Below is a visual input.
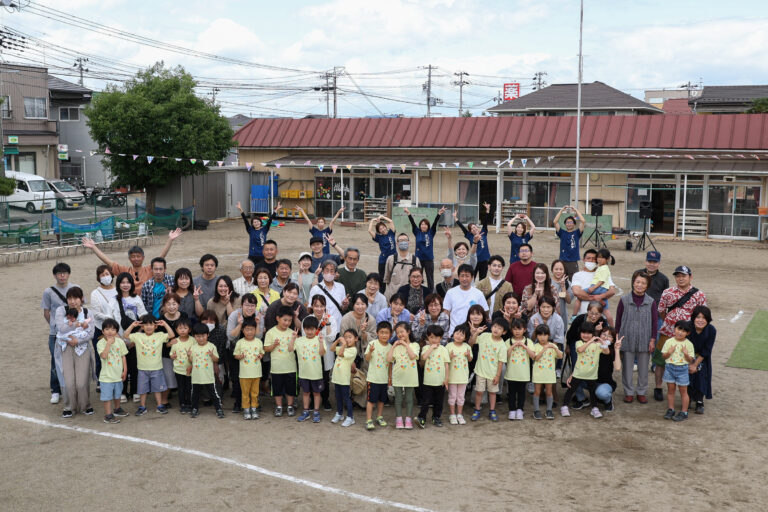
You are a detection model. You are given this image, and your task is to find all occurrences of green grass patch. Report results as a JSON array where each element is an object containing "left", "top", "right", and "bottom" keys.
[{"left": 727, "top": 310, "right": 768, "bottom": 371}]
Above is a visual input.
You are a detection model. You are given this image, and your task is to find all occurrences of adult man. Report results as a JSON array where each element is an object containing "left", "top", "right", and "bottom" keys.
[
  {"left": 443, "top": 264, "right": 489, "bottom": 334},
  {"left": 435, "top": 258, "right": 459, "bottom": 299},
  {"left": 571, "top": 249, "right": 617, "bottom": 318},
  {"left": 310, "top": 260, "right": 348, "bottom": 328},
  {"left": 397, "top": 267, "right": 431, "bottom": 315},
  {"left": 41, "top": 262, "right": 78, "bottom": 404},
  {"left": 232, "top": 259, "right": 258, "bottom": 296},
  {"left": 636, "top": 251, "right": 669, "bottom": 304},
  {"left": 505, "top": 243, "right": 537, "bottom": 297},
  {"left": 194, "top": 254, "right": 219, "bottom": 308},
  {"left": 263, "top": 282, "right": 309, "bottom": 333},
  {"left": 476, "top": 255, "right": 514, "bottom": 315},
  {"left": 81, "top": 228, "right": 182, "bottom": 289},
  {"left": 337, "top": 247, "right": 367, "bottom": 297},
  {"left": 653, "top": 265, "right": 707, "bottom": 401},
  {"left": 383, "top": 233, "right": 420, "bottom": 301},
  {"left": 270, "top": 259, "right": 297, "bottom": 296},
  {"left": 553, "top": 205, "right": 586, "bottom": 280},
  {"left": 140, "top": 257, "right": 175, "bottom": 318},
  {"left": 308, "top": 235, "right": 344, "bottom": 272},
  {"left": 261, "top": 240, "right": 279, "bottom": 278}
]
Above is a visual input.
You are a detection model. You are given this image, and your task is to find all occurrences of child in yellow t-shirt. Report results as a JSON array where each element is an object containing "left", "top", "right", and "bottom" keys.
[
  {"left": 561, "top": 322, "right": 610, "bottom": 419},
  {"left": 264, "top": 307, "right": 297, "bottom": 418},
  {"left": 387, "top": 321, "right": 420, "bottom": 430},
  {"left": 416, "top": 325, "right": 450, "bottom": 428},
  {"left": 662, "top": 321, "right": 696, "bottom": 422},
  {"left": 505, "top": 318, "right": 536, "bottom": 421},
  {"left": 233, "top": 318, "right": 265, "bottom": 420},
  {"left": 331, "top": 329, "right": 358, "bottom": 427},
  {"left": 124, "top": 315, "right": 171, "bottom": 416},
  {"left": 365, "top": 322, "right": 393, "bottom": 431},
  {"left": 531, "top": 324, "right": 563, "bottom": 420},
  {"left": 470, "top": 317, "right": 508, "bottom": 422},
  {"left": 187, "top": 323, "right": 224, "bottom": 418},
  {"left": 290, "top": 316, "right": 325, "bottom": 424},
  {"left": 96, "top": 318, "right": 128, "bottom": 424},
  {"left": 447, "top": 323, "right": 473, "bottom": 425},
  {"left": 168, "top": 317, "right": 194, "bottom": 414}
]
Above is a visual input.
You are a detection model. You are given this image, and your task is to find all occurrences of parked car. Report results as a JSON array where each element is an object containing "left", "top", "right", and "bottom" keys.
[
  {"left": 47, "top": 179, "right": 85, "bottom": 210},
  {"left": 3, "top": 171, "right": 55, "bottom": 213}
]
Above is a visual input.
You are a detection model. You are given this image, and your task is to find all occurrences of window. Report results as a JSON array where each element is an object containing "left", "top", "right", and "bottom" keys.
[
  {"left": 1, "top": 95, "right": 10, "bottom": 119},
  {"left": 59, "top": 107, "right": 80, "bottom": 121},
  {"left": 16, "top": 180, "right": 28, "bottom": 192},
  {"left": 23, "top": 97, "right": 47, "bottom": 119},
  {"left": 13, "top": 153, "right": 37, "bottom": 174}
]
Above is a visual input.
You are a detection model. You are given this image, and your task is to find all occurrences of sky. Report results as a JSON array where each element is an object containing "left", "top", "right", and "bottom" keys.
[{"left": 1, "top": 0, "right": 766, "bottom": 118}]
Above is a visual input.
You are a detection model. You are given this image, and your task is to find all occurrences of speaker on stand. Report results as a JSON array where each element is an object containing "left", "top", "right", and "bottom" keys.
[
  {"left": 634, "top": 200, "right": 657, "bottom": 252},
  {"left": 582, "top": 198, "right": 607, "bottom": 248}
]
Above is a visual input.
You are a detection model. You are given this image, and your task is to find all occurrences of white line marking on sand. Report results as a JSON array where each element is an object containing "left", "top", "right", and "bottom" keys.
[{"left": 0, "top": 411, "right": 435, "bottom": 512}]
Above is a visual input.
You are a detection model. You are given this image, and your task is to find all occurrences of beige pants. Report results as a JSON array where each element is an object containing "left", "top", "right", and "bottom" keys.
[{"left": 61, "top": 345, "right": 92, "bottom": 413}]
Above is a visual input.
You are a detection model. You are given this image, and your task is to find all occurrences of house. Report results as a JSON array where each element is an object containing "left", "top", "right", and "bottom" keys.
[
  {"left": 662, "top": 98, "right": 693, "bottom": 115},
  {"left": 689, "top": 85, "right": 768, "bottom": 114},
  {"left": 486, "top": 81, "right": 662, "bottom": 117}
]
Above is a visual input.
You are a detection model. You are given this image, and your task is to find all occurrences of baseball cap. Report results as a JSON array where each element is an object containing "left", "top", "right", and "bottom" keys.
[
  {"left": 673, "top": 265, "right": 692, "bottom": 275},
  {"left": 646, "top": 251, "right": 661, "bottom": 262},
  {"left": 309, "top": 236, "right": 324, "bottom": 246},
  {"left": 298, "top": 252, "right": 312, "bottom": 261}
]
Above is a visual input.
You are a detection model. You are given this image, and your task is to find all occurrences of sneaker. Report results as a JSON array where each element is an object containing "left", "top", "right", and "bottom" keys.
[
  {"left": 673, "top": 411, "right": 689, "bottom": 422},
  {"left": 331, "top": 412, "right": 343, "bottom": 423},
  {"left": 449, "top": 414, "right": 458, "bottom": 425},
  {"left": 120, "top": 394, "right": 127, "bottom": 403},
  {"left": 244, "top": 409, "right": 252, "bottom": 420},
  {"left": 297, "top": 411, "right": 311, "bottom": 422},
  {"left": 216, "top": 409, "right": 225, "bottom": 419},
  {"left": 545, "top": 410, "right": 554, "bottom": 420},
  {"left": 664, "top": 408, "right": 675, "bottom": 420},
  {"left": 103, "top": 414, "right": 120, "bottom": 424},
  {"left": 560, "top": 405, "right": 571, "bottom": 417},
  {"left": 113, "top": 407, "right": 129, "bottom": 417},
  {"left": 404, "top": 417, "right": 413, "bottom": 429},
  {"left": 376, "top": 416, "right": 387, "bottom": 427},
  {"left": 50, "top": 393, "right": 60, "bottom": 404},
  {"left": 252, "top": 410, "right": 260, "bottom": 420},
  {"left": 233, "top": 405, "right": 243, "bottom": 413},
  {"left": 489, "top": 410, "right": 498, "bottom": 422},
  {"left": 695, "top": 402, "right": 704, "bottom": 415},
  {"left": 135, "top": 406, "right": 147, "bottom": 416},
  {"left": 274, "top": 406, "right": 283, "bottom": 417},
  {"left": 432, "top": 417, "right": 443, "bottom": 427},
  {"left": 164, "top": 402, "right": 172, "bottom": 410},
  {"left": 470, "top": 409, "right": 481, "bottom": 421},
  {"left": 637, "top": 395, "right": 648, "bottom": 404},
  {"left": 132, "top": 394, "right": 140, "bottom": 403},
  {"left": 61, "top": 409, "right": 73, "bottom": 418},
  {"left": 156, "top": 405, "right": 168, "bottom": 415},
  {"left": 322, "top": 401, "right": 333, "bottom": 411},
  {"left": 415, "top": 417, "right": 427, "bottom": 429},
  {"left": 623, "top": 395, "right": 635, "bottom": 403},
  {"left": 572, "top": 399, "right": 587, "bottom": 410},
  {"left": 526, "top": 382, "right": 535, "bottom": 394},
  {"left": 533, "top": 410, "right": 543, "bottom": 420},
  {"left": 341, "top": 417, "right": 355, "bottom": 427},
  {"left": 96, "top": 385, "right": 101, "bottom": 393},
  {"left": 605, "top": 401, "right": 615, "bottom": 413},
  {"left": 508, "top": 411, "right": 516, "bottom": 421},
  {"left": 516, "top": 409, "right": 524, "bottom": 420},
  {"left": 395, "top": 417, "right": 404, "bottom": 429},
  {"left": 83, "top": 407, "right": 94, "bottom": 415},
  {"left": 312, "top": 411, "right": 321, "bottom": 423},
  {"left": 590, "top": 407, "right": 603, "bottom": 419},
  {"left": 366, "top": 419, "right": 375, "bottom": 430},
  {"left": 457, "top": 414, "right": 467, "bottom": 425},
  {"left": 190, "top": 408, "right": 199, "bottom": 418},
  {"left": 180, "top": 406, "right": 190, "bottom": 414},
  {"left": 287, "top": 405, "right": 295, "bottom": 417},
  {"left": 653, "top": 388, "right": 664, "bottom": 402}
]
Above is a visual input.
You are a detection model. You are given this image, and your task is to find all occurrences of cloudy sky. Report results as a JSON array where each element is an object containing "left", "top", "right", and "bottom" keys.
[{"left": 1, "top": 0, "right": 766, "bottom": 118}]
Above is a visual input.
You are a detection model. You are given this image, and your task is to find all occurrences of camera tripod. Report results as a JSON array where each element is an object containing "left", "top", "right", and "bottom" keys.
[
  {"left": 634, "top": 217, "right": 656, "bottom": 252},
  {"left": 582, "top": 215, "right": 608, "bottom": 249}
]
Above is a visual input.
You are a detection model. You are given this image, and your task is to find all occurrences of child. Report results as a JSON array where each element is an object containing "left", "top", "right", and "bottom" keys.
[
  {"left": 505, "top": 318, "right": 536, "bottom": 420},
  {"left": 387, "top": 321, "right": 420, "bottom": 429},
  {"left": 233, "top": 318, "right": 265, "bottom": 420},
  {"left": 447, "top": 323, "right": 473, "bottom": 425},
  {"left": 264, "top": 306, "right": 297, "bottom": 417},
  {"left": 297, "top": 205, "right": 344, "bottom": 255},
  {"left": 416, "top": 324, "right": 450, "bottom": 428},
  {"left": 560, "top": 322, "right": 610, "bottom": 419},
  {"left": 290, "top": 316, "right": 326, "bottom": 423},
  {"left": 57, "top": 307, "right": 93, "bottom": 347},
  {"left": 662, "top": 321, "right": 696, "bottom": 422},
  {"left": 531, "top": 324, "right": 563, "bottom": 420},
  {"left": 96, "top": 318, "right": 128, "bottom": 423},
  {"left": 470, "top": 316, "right": 508, "bottom": 421},
  {"left": 168, "top": 317, "right": 194, "bottom": 413},
  {"left": 365, "top": 322, "right": 393, "bottom": 430},
  {"left": 125, "top": 315, "right": 171, "bottom": 416},
  {"left": 187, "top": 322, "right": 224, "bottom": 418},
  {"left": 330, "top": 329, "right": 358, "bottom": 427}
]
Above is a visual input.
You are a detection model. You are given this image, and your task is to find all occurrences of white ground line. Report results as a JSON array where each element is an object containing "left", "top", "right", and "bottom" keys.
[{"left": 0, "top": 411, "right": 435, "bottom": 512}]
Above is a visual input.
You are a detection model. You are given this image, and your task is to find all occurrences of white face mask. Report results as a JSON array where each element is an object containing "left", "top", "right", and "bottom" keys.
[
  {"left": 100, "top": 275, "right": 113, "bottom": 286},
  {"left": 584, "top": 261, "right": 597, "bottom": 271},
  {"left": 323, "top": 273, "right": 335, "bottom": 283},
  {"left": 440, "top": 269, "right": 453, "bottom": 278},
  {"left": 205, "top": 323, "right": 215, "bottom": 332}
]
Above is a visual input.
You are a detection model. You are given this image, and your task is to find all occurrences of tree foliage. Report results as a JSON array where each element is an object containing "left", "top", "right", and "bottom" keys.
[
  {"left": 0, "top": 176, "right": 15, "bottom": 196},
  {"left": 85, "top": 62, "right": 233, "bottom": 212},
  {"left": 746, "top": 98, "right": 768, "bottom": 113}
]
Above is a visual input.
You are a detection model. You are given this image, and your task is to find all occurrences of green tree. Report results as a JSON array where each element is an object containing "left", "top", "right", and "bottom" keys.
[
  {"left": 0, "top": 96, "right": 12, "bottom": 196},
  {"left": 85, "top": 62, "right": 233, "bottom": 212},
  {"left": 746, "top": 98, "right": 768, "bottom": 113}
]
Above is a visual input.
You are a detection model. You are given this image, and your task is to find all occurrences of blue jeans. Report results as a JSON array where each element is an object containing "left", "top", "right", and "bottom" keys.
[
  {"left": 595, "top": 383, "right": 613, "bottom": 404},
  {"left": 48, "top": 335, "right": 61, "bottom": 394},
  {"left": 334, "top": 384, "right": 353, "bottom": 418},
  {"left": 588, "top": 286, "right": 609, "bottom": 309}
]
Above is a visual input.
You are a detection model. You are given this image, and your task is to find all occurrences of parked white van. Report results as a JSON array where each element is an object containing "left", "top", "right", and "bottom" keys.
[{"left": 3, "top": 171, "right": 56, "bottom": 213}]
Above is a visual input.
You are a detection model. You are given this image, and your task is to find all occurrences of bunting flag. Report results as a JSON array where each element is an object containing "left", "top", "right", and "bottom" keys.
[
  {"left": 346, "top": 165, "right": 352, "bottom": 170},
  {"left": 534, "top": 157, "right": 541, "bottom": 164},
  {"left": 175, "top": 158, "right": 182, "bottom": 162},
  {"left": 453, "top": 162, "right": 460, "bottom": 168},
  {"left": 304, "top": 160, "right": 311, "bottom": 165},
  {"left": 246, "top": 163, "right": 253, "bottom": 171},
  {"left": 521, "top": 158, "right": 527, "bottom": 167},
  {"left": 494, "top": 160, "right": 501, "bottom": 165},
  {"left": 374, "top": 164, "right": 380, "bottom": 169},
  {"left": 548, "top": 156, "right": 554, "bottom": 161},
  {"left": 481, "top": 161, "right": 488, "bottom": 165},
  {"left": 440, "top": 163, "right": 446, "bottom": 168},
  {"left": 332, "top": 165, "right": 338, "bottom": 172},
  {"left": 413, "top": 161, "right": 420, "bottom": 166},
  {"left": 386, "top": 164, "right": 393, "bottom": 173},
  {"left": 105, "top": 147, "right": 111, "bottom": 154},
  {"left": 275, "top": 163, "right": 282, "bottom": 168},
  {"left": 317, "top": 164, "right": 324, "bottom": 171},
  {"left": 509, "top": 160, "right": 514, "bottom": 168},
  {"left": 400, "top": 164, "right": 407, "bottom": 171},
  {"left": 203, "top": 160, "right": 210, "bottom": 166},
  {"left": 752, "top": 154, "right": 760, "bottom": 160},
  {"left": 147, "top": 156, "right": 154, "bottom": 164},
  {"left": 685, "top": 155, "right": 694, "bottom": 160},
  {"left": 89, "top": 150, "right": 97, "bottom": 156},
  {"left": 426, "top": 163, "right": 433, "bottom": 170},
  {"left": 467, "top": 162, "right": 474, "bottom": 168},
  {"left": 190, "top": 159, "right": 197, "bottom": 164},
  {"left": 132, "top": 155, "right": 139, "bottom": 160},
  {"left": 218, "top": 161, "right": 225, "bottom": 167}
]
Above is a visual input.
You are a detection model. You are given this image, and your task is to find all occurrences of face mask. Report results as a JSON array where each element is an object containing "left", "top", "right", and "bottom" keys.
[
  {"left": 585, "top": 261, "right": 597, "bottom": 271},
  {"left": 440, "top": 269, "right": 453, "bottom": 278},
  {"left": 100, "top": 276, "right": 113, "bottom": 286},
  {"left": 398, "top": 241, "right": 409, "bottom": 251},
  {"left": 205, "top": 323, "right": 215, "bottom": 332},
  {"left": 323, "top": 273, "right": 335, "bottom": 283}
]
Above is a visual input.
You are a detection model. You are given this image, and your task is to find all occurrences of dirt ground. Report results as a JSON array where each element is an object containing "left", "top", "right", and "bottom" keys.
[{"left": 1, "top": 219, "right": 766, "bottom": 512}]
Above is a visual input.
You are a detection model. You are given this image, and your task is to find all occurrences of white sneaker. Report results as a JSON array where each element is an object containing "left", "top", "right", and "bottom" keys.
[
  {"left": 508, "top": 411, "right": 516, "bottom": 420},
  {"left": 591, "top": 407, "right": 603, "bottom": 419},
  {"left": 449, "top": 414, "right": 458, "bottom": 425},
  {"left": 516, "top": 409, "right": 524, "bottom": 420},
  {"left": 341, "top": 417, "right": 355, "bottom": 427},
  {"left": 331, "top": 412, "right": 343, "bottom": 423},
  {"left": 526, "top": 382, "right": 535, "bottom": 394},
  {"left": 132, "top": 395, "right": 140, "bottom": 403},
  {"left": 120, "top": 394, "right": 127, "bottom": 403},
  {"left": 560, "top": 405, "right": 571, "bottom": 417},
  {"left": 50, "top": 393, "right": 60, "bottom": 404},
  {"left": 457, "top": 414, "right": 466, "bottom": 425},
  {"left": 555, "top": 369, "right": 562, "bottom": 379}
]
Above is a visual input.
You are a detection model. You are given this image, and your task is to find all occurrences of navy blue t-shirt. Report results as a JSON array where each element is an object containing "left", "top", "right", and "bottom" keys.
[
  {"left": 508, "top": 232, "right": 532, "bottom": 263},
  {"left": 557, "top": 228, "right": 582, "bottom": 262},
  {"left": 410, "top": 214, "right": 440, "bottom": 262},
  {"left": 374, "top": 230, "right": 397, "bottom": 264},
  {"left": 309, "top": 226, "right": 332, "bottom": 255}
]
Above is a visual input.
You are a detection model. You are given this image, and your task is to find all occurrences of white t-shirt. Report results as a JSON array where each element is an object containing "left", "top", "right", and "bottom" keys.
[
  {"left": 571, "top": 270, "right": 616, "bottom": 316},
  {"left": 443, "top": 286, "right": 489, "bottom": 334},
  {"left": 488, "top": 277, "right": 502, "bottom": 312},
  {"left": 309, "top": 281, "right": 346, "bottom": 334}
]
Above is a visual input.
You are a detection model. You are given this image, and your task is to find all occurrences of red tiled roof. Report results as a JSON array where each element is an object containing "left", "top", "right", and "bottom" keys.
[
  {"left": 662, "top": 98, "right": 693, "bottom": 115},
  {"left": 234, "top": 113, "right": 768, "bottom": 151}
]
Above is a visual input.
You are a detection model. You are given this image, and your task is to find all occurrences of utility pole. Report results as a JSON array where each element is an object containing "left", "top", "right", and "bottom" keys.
[
  {"left": 313, "top": 72, "right": 335, "bottom": 117},
  {"left": 532, "top": 71, "right": 547, "bottom": 91},
  {"left": 74, "top": 57, "right": 89, "bottom": 86},
  {"left": 210, "top": 87, "right": 220, "bottom": 103},
  {"left": 332, "top": 66, "right": 344, "bottom": 118},
  {"left": 453, "top": 71, "right": 469, "bottom": 115},
  {"left": 679, "top": 81, "right": 700, "bottom": 99},
  {"left": 422, "top": 65, "right": 441, "bottom": 117}
]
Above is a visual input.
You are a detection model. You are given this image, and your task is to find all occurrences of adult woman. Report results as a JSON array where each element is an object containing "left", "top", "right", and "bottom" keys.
[
  {"left": 253, "top": 267, "right": 280, "bottom": 312},
  {"left": 550, "top": 260, "right": 573, "bottom": 326},
  {"left": 340, "top": 294, "right": 377, "bottom": 356},
  {"left": 527, "top": 296, "right": 565, "bottom": 346},
  {"left": 491, "top": 292, "right": 525, "bottom": 326},
  {"left": 292, "top": 253, "right": 316, "bottom": 305},
  {"left": 362, "top": 273, "right": 388, "bottom": 319},
  {"left": 226, "top": 293, "right": 260, "bottom": 412},
  {"left": 521, "top": 263, "right": 559, "bottom": 317},
  {"left": 157, "top": 293, "right": 188, "bottom": 407},
  {"left": 55, "top": 286, "right": 95, "bottom": 417},
  {"left": 688, "top": 305, "right": 716, "bottom": 414},
  {"left": 206, "top": 276, "right": 241, "bottom": 325},
  {"left": 506, "top": 213, "right": 535, "bottom": 264},
  {"left": 236, "top": 200, "right": 280, "bottom": 265},
  {"left": 405, "top": 206, "right": 445, "bottom": 292},
  {"left": 465, "top": 304, "right": 490, "bottom": 391},
  {"left": 90, "top": 264, "right": 117, "bottom": 382},
  {"left": 111, "top": 272, "right": 147, "bottom": 402},
  {"left": 411, "top": 293, "right": 451, "bottom": 345},
  {"left": 305, "top": 294, "right": 338, "bottom": 411},
  {"left": 397, "top": 267, "right": 431, "bottom": 315},
  {"left": 615, "top": 271, "right": 657, "bottom": 404},
  {"left": 445, "top": 229, "right": 477, "bottom": 273},
  {"left": 566, "top": 301, "right": 608, "bottom": 359},
  {"left": 172, "top": 267, "right": 200, "bottom": 320}
]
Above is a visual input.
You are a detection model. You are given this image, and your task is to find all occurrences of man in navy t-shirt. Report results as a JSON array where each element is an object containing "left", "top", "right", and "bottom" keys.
[{"left": 553, "top": 205, "right": 586, "bottom": 280}]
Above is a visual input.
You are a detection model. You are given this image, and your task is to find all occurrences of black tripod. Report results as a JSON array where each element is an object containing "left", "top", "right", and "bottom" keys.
[
  {"left": 634, "top": 217, "right": 656, "bottom": 252},
  {"left": 582, "top": 215, "right": 608, "bottom": 249}
]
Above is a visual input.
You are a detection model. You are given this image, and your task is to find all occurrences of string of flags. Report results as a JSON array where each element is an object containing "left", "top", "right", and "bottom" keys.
[{"left": 259, "top": 156, "right": 558, "bottom": 173}]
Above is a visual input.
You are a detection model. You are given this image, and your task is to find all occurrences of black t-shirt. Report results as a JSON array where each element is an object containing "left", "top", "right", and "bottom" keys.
[{"left": 597, "top": 344, "right": 617, "bottom": 390}]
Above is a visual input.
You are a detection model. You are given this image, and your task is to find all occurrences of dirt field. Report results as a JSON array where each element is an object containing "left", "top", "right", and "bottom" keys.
[{"left": 1, "top": 219, "right": 766, "bottom": 511}]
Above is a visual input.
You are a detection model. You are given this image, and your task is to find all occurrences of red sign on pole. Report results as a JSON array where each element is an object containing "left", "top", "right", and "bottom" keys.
[{"left": 503, "top": 83, "right": 520, "bottom": 101}]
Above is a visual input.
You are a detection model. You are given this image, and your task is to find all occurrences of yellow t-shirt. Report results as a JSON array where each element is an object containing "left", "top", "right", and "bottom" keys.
[
  {"left": 96, "top": 337, "right": 128, "bottom": 383},
  {"left": 421, "top": 344, "right": 450, "bottom": 386},
  {"left": 391, "top": 342, "right": 420, "bottom": 387},
  {"left": 474, "top": 333, "right": 507, "bottom": 380},
  {"left": 331, "top": 345, "right": 358, "bottom": 385},
  {"left": 447, "top": 342, "right": 471, "bottom": 384},
  {"left": 294, "top": 336, "right": 323, "bottom": 380},
  {"left": 573, "top": 340, "right": 602, "bottom": 380},
  {"left": 265, "top": 327, "right": 297, "bottom": 375},
  {"left": 532, "top": 343, "right": 561, "bottom": 384},
  {"left": 255, "top": 288, "right": 281, "bottom": 310},
  {"left": 664, "top": 338, "right": 695, "bottom": 366},
  {"left": 189, "top": 342, "right": 218, "bottom": 385},
  {"left": 169, "top": 338, "right": 194, "bottom": 375},
  {"left": 365, "top": 340, "right": 391, "bottom": 384},
  {"left": 234, "top": 337, "right": 265, "bottom": 379},
  {"left": 130, "top": 332, "right": 168, "bottom": 371},
  {"left": 591, "top": 264, "right": 611, "bottom": 286},
  {"left": 505, "top": 337, "right": 533, "bottom": 382}
]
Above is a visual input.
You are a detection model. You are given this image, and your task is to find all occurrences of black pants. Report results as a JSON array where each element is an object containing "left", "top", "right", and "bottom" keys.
[
  {"left": 92, "top": 328, "right": 102, "bottom": 378},
  {"left": 227, "top": 348, "right": 241, "bottom": 405},
  {"left": 418, "top": 384, "right": 445, "bottom": 420},
  {"left": 176, "top": 373, "right": 192, "bottom": 408},
  {"left": 191, "top": 383, "right": 222, "bottom": 411},
  {"left": 419, "top": 258, "right": 435, "bottom": 292},
  {"left": 563, "top": 377, "right": 597, "bottom": 408},
  {"left": 124, "top": 346, "right": 138, "bottom": 397},
  {"left": 475, "top": 260, "right": 488, "bottom": 280},
  {"left": 320, "top": 368, "right": 331, "bottom": 406},
  {"left": 507, "top": 380, "right": 527, "bottom": 411},
  {"left": 378, "top": 261, "right": 387, "bottom": 293}
]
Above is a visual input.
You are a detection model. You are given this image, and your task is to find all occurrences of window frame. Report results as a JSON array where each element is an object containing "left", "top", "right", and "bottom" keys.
[{"left": 23, "top": 97, "right": 48, "bottom": 119}]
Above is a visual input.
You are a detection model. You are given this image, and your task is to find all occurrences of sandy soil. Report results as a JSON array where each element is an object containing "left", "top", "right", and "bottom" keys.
[{"left": 1, "top": 219, "right": 766, "bottom": 512}]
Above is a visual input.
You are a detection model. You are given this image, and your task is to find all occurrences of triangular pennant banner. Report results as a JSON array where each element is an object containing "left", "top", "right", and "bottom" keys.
[
  {"left": 147, "top": 156, "right": 154, "bottom": 164},
  {"left": 453, "top": 162, "right": 460, "bottom": 168},
  {"left": 118, "top": 153, "right": 126, "bottom": 157},
  {"left": 217, "top": 161, "right": 224, "bottom": 167},
  {"left": 346, "top": 165, "right": 352, "bottom": 170},
  {"left": 132, "top": 155, "right": 139, "bottom": 160},
  {"left": 494, "top": 160, "right": 501, "bottom": 165},
  {"left": 304, "top": 160, "right": 311, "bottom": 165},
  {"left": 413, "top": 161, "right": 420, "bottom": 166},
  {"left": 400, "top": 164, "right": 407, "bottom": 171},
  {"left": 534, "top": 157, "right": 541, "bottom": 164},
  {"left": 386, "top": 164, "right": 393, "bottom": 173},
  {"left": 480, "top": 161, "right": 488, "bottom": 165},
  {"left": 426, "top": 163, "right": 433, "bottom": 170},
  {"left": 175, "top": 158, "right": 182, "bottom": 162},
  {"left": 105, "top": 147, "right": 111, "bottom": 154},
  {"left": 75, "top": 149, "right": 83, "bottom": 153},
  {"left": 89, "top": 150, "right": 97, "bottom": 156},
  {"left": 203, "top": 160, "right": 210, "bottom": 166},
  {"left": 275, "top": 163, "right": 281, "bottom": 168},
  {"left": 521, "top": 158, "right": 527, "bottom": 167},
  {"left": 332, "top": 165, "right": 338, "bottom": 172},
  {"left": 440, "top": 163, "right": 446, "bottom": 168},
  {"left": 467, "top": 162, "right": 474, "bottom": 168},
  {"left": 246, "top": 163, "right": 253, "bottom": 171},
  {"left": 373, "top": 164, "right": 380, "bottom": 169},
  {"left": 317, "top": 164, "right": 324, "bottom": 171},
  {"left": 509, "top": 160, "right": 514, "bottom": 168},
  {"left": 548, "top": 156, "right": 554, "bottom": 161}
]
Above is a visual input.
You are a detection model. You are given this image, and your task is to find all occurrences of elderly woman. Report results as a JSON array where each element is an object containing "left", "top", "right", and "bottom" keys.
[
  {"left": 616, "top": 270, "right": 658, "bottom": 404},
  {"left": 362, "top": 273, "right": 388, "bottom": 319},
  {"left": 411, "top": 293, "right": 451, "bottom": 345},
  {"left": 688, "top": 305, "right": 716, "bottom": 414},
  {"left": 55, "top": 286, "right": 96, "bottom": 417},
  {"left": 340, "top": 293, "right": 377, "bottom": 357}
]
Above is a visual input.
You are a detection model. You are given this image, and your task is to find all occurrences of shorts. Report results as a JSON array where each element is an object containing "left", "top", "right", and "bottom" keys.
[
  {"left": 367, "top": 382, "right": 388, "bottom": 404},
  {"left": 137, "top": 369, "right": 168, "bottom": 394},
  {"left": 162, "top": 358, "right": 178, "bottom": 389},
  {"left": 663, "top": 364, "right": 690, "bottom": 386},
  {"left": 299, "top": 378, "right": 324, "bottom": 394},
  {"left": 474, "top": 375, "right": 500, "bottom": 394},
  {"left": 589, "top": 286, "right": 610, "bottom": 309},
  {"left": 100, "top": 381, "right": 123, "bottom": 401},
  {"left": 271, "top": 372, "right": 297, "bottom": 397}
]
